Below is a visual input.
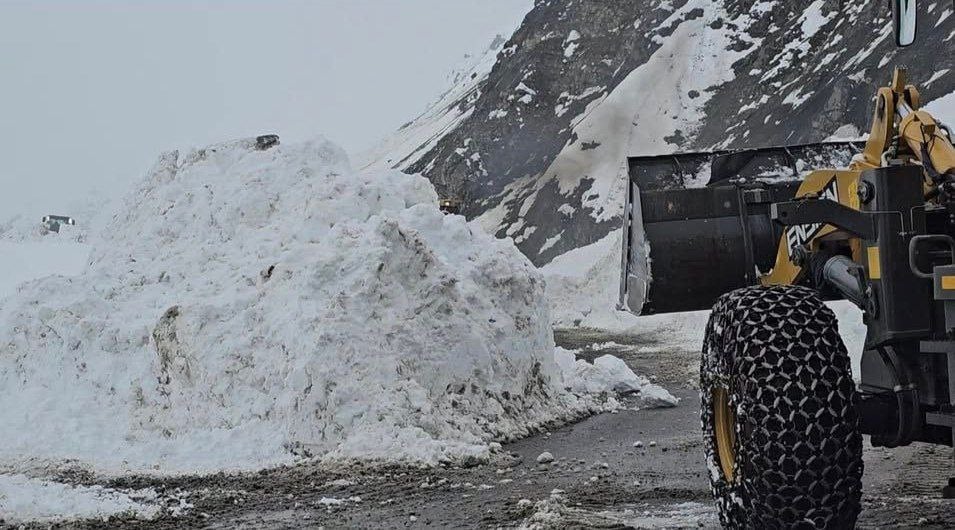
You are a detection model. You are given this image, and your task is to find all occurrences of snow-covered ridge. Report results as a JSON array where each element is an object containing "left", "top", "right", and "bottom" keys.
[
  {"left": 357, "top": 34, "right": 508, "bottom": 181},
  {"left": 0, "top": 136, "right": 673, "bottom": 478}
]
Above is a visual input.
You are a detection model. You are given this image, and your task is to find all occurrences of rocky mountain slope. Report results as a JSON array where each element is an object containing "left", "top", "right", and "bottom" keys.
[{"left": 364, "top": 0, "right": 955, "bottom": 267}]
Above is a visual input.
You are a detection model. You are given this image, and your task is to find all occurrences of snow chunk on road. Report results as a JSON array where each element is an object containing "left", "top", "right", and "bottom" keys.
[
  {"left": 0, "top": 474, "right": 159, "bottom": 523},
  {"left": 0, "top": 136, "right": 592, "bottom": 474},
  {"left": 555, "top": 348, "right": 678, "bottom": 407}
]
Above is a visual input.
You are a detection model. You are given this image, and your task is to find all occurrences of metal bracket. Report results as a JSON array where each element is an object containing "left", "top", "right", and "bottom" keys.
[{"left": 771, "top": 198, "right": 877, "bottom": 239}]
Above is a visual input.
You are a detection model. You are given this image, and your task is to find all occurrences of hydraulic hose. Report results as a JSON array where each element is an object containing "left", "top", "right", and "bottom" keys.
[{"left": 822, "top": 255, "right": 867, "bottom": 309}]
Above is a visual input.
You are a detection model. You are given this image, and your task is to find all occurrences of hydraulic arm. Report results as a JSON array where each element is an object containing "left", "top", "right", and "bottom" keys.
[{"left": 853, "top": 69, "right": 955, "bottom": 177}]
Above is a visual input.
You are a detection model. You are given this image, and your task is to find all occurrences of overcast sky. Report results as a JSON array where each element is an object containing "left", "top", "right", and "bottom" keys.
[{"left": 0, "top": 0, "right": 531, "bottom": 220}]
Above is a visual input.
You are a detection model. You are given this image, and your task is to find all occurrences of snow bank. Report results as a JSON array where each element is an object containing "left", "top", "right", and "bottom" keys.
[
  {"left": 0, "top": 137, "right": 603, "bottom": 475},
  {"left": 0, "top": 474, "right": 159, "bottom": 523}
]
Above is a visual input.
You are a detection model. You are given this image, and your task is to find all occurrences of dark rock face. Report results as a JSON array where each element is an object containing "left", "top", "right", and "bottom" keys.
[
  {"left": 694, "top": 1, "right": 954, "bottom": 150},
  {"left": 405, "top": 1, "right": 669, "bottom": 199},
  {"left": 377, "top": 0, "right": 955, "bottom": 266}
]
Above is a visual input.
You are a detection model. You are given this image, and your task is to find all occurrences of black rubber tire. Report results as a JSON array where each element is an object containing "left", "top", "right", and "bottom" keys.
[{"left": 701, "top": 285, "right": 863, "bottom": 529}]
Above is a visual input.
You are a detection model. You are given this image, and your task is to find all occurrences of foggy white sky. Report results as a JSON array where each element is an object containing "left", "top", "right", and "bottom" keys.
[{"left": 0, "top": 0, "right": 531, "bottom": 220}]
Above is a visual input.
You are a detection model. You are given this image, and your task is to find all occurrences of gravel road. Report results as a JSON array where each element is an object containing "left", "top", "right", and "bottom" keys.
[{"left": 11, "top": 329, "right": 955, "bottom": 529}]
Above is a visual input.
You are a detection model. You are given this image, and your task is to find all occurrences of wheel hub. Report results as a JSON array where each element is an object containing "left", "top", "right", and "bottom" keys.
[{"left": 713, "top": 386, "right": 737, "bottom": 483}]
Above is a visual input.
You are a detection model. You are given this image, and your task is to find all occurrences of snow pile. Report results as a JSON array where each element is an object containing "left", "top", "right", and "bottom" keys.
[
  {"left": 0, "top": 215, "right": 56, "bottom": 242},
  {"left": 0, "top": 136, "right": 611, "bottom": 475},
  {"left": 0, "top": 475, "right": 159, "bottom": 523},
  {"left": 554, "top": 348, "right": 677, "bottom": 407}
]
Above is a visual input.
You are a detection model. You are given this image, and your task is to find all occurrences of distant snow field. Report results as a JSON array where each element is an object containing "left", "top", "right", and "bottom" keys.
[
  {"left": 0, "top": 241, "right": 90, "bottom": 299},
  {"left": 926, "top": 90, "right": 955, "bottom": 126}
]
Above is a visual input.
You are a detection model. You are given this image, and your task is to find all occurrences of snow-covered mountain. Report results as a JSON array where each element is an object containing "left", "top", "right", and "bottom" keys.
[
  {"left": 364, "top": 0, "right": 955, "bottom": 267},
  {"left": 358, "top": 34, "right": 509, "bottom": 185}
]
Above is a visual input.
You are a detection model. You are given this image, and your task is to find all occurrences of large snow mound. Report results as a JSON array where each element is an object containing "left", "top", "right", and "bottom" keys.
[{"left": 0, "top": 137, "right": 602, "bottom": 475}]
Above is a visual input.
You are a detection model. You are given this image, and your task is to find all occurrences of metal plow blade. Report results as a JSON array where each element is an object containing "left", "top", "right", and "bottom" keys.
[{"left": 619, "top": 142, "right": 864, "bottom": 315}]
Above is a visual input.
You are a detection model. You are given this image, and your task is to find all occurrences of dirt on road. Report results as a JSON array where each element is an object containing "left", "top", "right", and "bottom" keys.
[{"left": 12, "top": 330, "right": 955, "bottom": 529}]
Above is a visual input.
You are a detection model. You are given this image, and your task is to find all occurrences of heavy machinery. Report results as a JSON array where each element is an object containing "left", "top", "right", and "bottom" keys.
[
  {"left": 40, "top": 215, "right": 75, "bottom": 234},
  {"left": 619, "top": 2, "right": 954, "bottom": 528},
  {"left": 438, "top": 197, "right": 464, "bottom": 215}
]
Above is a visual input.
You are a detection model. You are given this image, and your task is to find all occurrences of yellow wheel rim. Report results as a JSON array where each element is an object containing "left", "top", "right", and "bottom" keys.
[{"left": 713, "top": 387, "right": 737, "bottom": 483}]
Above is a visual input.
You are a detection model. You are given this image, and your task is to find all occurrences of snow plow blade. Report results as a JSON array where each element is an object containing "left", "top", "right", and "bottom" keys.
[{"left": 618, "top": 142, "right": 864, "bottom": 315}]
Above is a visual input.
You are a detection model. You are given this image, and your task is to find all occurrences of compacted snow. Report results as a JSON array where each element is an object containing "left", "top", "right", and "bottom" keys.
[{"left": 0, "top": 137, "right": 671, "bottom": 479}]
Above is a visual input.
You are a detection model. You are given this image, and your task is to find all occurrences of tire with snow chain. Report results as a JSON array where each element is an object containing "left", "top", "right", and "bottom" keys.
[{"left": 701, "top": 285, "right": 863, "bottom": 529}]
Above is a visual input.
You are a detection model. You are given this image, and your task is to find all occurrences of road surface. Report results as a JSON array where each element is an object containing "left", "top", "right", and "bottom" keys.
[{"left": 15, "top": 329, "right": 955, "bottom": 529}]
